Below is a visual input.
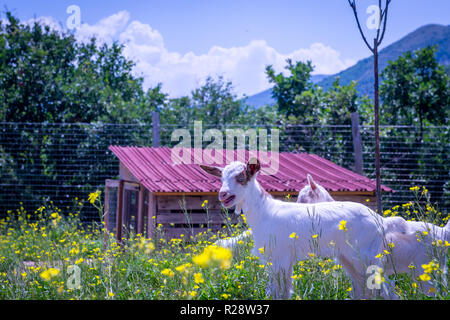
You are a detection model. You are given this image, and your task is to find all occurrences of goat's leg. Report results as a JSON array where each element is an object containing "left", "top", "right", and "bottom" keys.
[
  {"left": 267, "top": 256, "right": 293, "bottom": 300},
  {"left": 338, "top": 254, "right": 371, "bottom": 299}
]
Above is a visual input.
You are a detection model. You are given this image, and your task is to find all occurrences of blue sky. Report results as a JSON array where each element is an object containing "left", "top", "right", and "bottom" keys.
[{"left": 1, "top": 0, "right": 449, "bottom": 97}]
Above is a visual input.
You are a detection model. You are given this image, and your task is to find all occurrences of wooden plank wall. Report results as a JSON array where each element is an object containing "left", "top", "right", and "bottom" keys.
[{"left": 156, "top": 194, "right": 239, "bottom": 240}]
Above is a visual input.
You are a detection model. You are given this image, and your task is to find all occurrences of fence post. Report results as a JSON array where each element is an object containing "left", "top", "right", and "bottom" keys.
[
  {"left": 116, "top": 179, "right": 124, "bottom": 244},
  {"left": 351, "top": 112, "right": 364, "bottom": 175},
  {"left": 152, "top": 111, "right": 160, "bottom": 147}
]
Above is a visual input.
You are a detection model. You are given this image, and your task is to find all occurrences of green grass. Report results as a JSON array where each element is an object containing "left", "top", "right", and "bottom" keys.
[{"left": 0, "top": 188, "right": 448, "bottom": 300}]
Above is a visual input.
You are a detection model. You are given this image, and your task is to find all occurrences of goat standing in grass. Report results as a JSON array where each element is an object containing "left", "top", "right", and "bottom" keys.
[
  {"left": 294, "top": 174, "right": 450, "bottom": 295},
  {"left": 201, "top": 158, "right": 405, "bottom": 299}
]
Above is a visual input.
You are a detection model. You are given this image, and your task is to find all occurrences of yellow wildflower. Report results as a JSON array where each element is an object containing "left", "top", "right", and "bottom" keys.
[
  {"left": 422, "top": 261, "right": 439, "bottom": 274},
  {"left": 161, "top": 268, "right": 175, "bottom": 278},
  {"left": 189, "top": 291, "right": 197, "bottom": 297},
  {"left": 40, "top": 268, "right": 60, "bottom": 281},
  {"left": 289, "top": 232, "right": 298, "bottom": 239},
  {"left": 88, "top": 190, "right": 101, "bottom": 204},
  {"left": 338, "top": 220, "right": 348, "bottom": 232},
  {"left": 192, "top": 245, "right": 232, "bottom": 270},
  {"left": 419, "top": 273, "right": 431, "bottom": 282},
  {"left": 193, "top": 273, "right": 204, "bottom": 284}
]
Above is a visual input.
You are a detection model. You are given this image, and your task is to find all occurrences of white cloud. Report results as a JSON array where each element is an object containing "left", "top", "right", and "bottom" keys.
[
  {"left": 76, "top": 10, "right": 130, "bottom": 44},
  {"left": 26, "top": 11, "right": 356, "bottom": 97}
]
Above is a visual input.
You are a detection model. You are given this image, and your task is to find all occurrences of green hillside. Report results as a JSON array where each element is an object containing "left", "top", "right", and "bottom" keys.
[
  {"left": 317, "top": 24, "right": 450, "bottom": 97},
  {"left": 246, "top": 24, "right": 450, "bottom": 107}
]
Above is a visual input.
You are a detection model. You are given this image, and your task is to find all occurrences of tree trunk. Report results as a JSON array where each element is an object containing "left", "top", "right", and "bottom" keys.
[{"left": 374, "top": 39, "right": 382, "bottom": 214}]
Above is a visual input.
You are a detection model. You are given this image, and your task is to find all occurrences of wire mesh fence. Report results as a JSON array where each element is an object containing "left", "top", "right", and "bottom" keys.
[{"left": 0, "top": 121, "right": 448, "bottom": 221}]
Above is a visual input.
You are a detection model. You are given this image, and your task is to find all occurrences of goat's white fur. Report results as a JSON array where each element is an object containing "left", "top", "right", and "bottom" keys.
[
  {"left": 203, "top": 160, "right": 449, "bottom": 299},
  {"left": 215, "top": 173, "right": 335, "bottom": 248}
]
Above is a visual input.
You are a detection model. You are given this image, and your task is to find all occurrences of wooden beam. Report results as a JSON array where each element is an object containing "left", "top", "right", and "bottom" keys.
[
  {"left": 147, "top": 192, "right": 156, "bottom": 239},
  {"left": 124, "top": 182, "right": 140, "bottom": 192},
  {"left": 116, "top": 180, "right": 124, "bottom": 243},
  {"left": 152, "top": 111, "right": 160, "bottom": 147},
  {"left": 105, "top": 179, "right": 119, "bottom": 188},
  {"left": 103, "top": 183, "right": 110, "bottom": 250},
  {"left": 137, "top": 184, "right": 145, "bottom": 235},
  {"left": 104, "top": 183, "right": 110, "bottom": 231},
  {"left": 106, "top": 179, "right": 140, "bottom": 189}
]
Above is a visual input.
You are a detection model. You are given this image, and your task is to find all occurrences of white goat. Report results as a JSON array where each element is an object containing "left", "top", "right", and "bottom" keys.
[
  {"left": 215, "top": 173, "right": 333, "bottom": 249},
  {"left": 201, "top": 159, "right": 413, "bottom": 299},
  {"left": 296, "top": 173, "right": 334, "bottom": 204},
  {"left": 295, "top": 175, "right": 450, "bottom": 294},
  {"left": 213, "top": 166, "right": 449, "bottom": 297}
]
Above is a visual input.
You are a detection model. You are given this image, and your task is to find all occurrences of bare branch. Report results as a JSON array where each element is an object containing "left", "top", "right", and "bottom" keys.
[
  {"left": 376, "top": 0, "right": 382, "bottom": 40},
  {"left": 378, "top": 0, "right": 391, "bottom": 45},
  {"left": 347, "top": 0, "right": 374, "bottom": 52}
]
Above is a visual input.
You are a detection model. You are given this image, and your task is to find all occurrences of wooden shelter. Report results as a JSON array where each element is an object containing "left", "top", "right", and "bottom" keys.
[{"left": 104, "top": 146, "right": 392, "bottom": 241}]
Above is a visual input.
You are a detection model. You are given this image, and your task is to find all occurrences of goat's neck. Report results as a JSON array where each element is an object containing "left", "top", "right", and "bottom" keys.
[{"left": 242, "top": 178, "right": 271, "bottom": 229}]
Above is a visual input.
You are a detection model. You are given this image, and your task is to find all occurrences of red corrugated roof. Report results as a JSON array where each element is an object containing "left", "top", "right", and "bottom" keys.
[{"left": 109, "top": 146, "right": 392, "bottom": 193}]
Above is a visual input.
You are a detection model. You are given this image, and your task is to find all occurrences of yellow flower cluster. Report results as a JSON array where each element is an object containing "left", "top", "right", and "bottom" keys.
[
  {"left": 422, "top": 261, "right": 439, "bottom": 274},
  {"left": 192, "top": 245, "right": 232, "bottom": 270},
  {"left": 418, "top": 260, "right": 440, "bottom": 282},
  {"left": 40, "top": 268, "right": 60, "bottom": 281}
]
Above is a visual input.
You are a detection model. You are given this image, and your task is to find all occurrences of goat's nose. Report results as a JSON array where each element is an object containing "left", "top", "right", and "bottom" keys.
[{"left": 219, "top": 191, "right": 229, "bottom": 200}]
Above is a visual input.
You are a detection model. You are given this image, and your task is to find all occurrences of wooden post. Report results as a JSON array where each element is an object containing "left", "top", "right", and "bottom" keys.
[
  {"left": 104, "top": 183, "right": 110, "bottom": 231},
  {"left": 103, "top": 183, "right": 110, "bottom": 250},
  {"left": 147, "top": 192, "right": 156, "bottom": 239},
  {"left": 351, "top": 112, "right": 364, "bottom": 175},
  {"left": 152, "top": 111, "right": 160, "bottom": 147},
  {"left": 137, "top": 184, "right": 145, "bottom": 235},
  {"left": 116, "top": 180, "right": 124, "bottom": 243}
]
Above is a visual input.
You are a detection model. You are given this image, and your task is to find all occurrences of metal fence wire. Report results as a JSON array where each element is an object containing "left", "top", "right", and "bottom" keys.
[{"left": 0, "top": 122, "right": 448, "bottom": 221}]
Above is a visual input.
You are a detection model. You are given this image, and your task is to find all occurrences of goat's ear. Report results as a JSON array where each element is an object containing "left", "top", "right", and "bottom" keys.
[
  {"left": 200, "top": 165, "right": 222, "bottom": 178},
  {"left": 246, "top": 157, "right": 261, "bottom": 179},
  {"left": 307, "top": 174, "right": 317, "bottom": 190}
]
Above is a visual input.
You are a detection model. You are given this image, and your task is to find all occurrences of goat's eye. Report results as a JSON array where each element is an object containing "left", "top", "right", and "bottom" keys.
[{"left": 236, "top": 174, "right": 246, "bottom": 184}]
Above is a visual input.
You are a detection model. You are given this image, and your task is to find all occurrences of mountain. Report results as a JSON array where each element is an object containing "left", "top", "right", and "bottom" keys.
[{"left": 245, "top": 24, "right": 450, "bottom": 108}]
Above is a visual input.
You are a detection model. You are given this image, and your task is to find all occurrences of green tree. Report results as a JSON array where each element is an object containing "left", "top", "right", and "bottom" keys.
[
  {"left": 189, "top": 76, "right": 246, "bottom": 126},
  {"left": 0, "top": 12, "right": 165, "bottom": 124},
  {"left": 380, "top": 46, "right": 450, "bottom": 130},
  {"left": 319, "top": 77, "right": 373, "bottom": 125},
  {"left": 265, "top": 59, "right": 314, "bottom": 117}
]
